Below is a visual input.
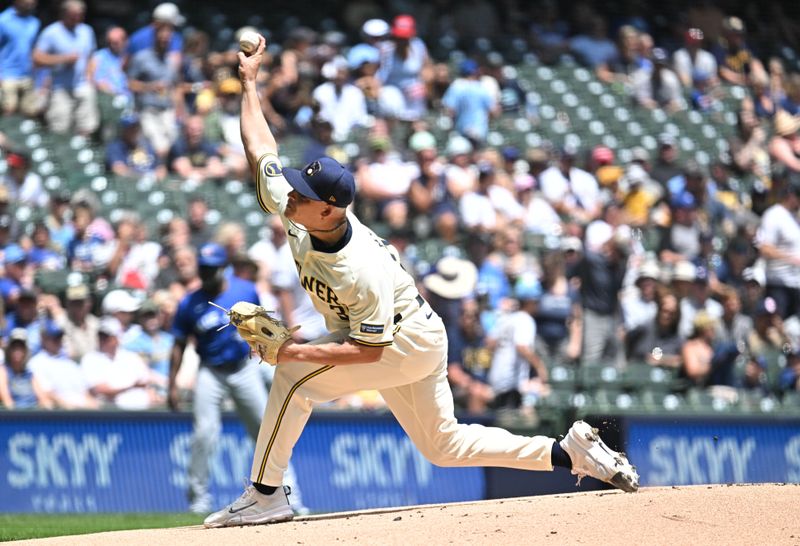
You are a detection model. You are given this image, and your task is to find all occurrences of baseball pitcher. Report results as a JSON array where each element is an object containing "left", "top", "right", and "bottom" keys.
[{"left": 203, "top": 35, "right": 638, "bottom": 528}]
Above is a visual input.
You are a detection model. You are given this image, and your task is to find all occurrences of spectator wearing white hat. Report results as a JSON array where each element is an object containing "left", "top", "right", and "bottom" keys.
[
  {"left": 347, "top": 19, "right": 388, "bottom": 72},
  {"left": 128, "top": 2, "right": 184, "bottom": 60},
  {"left": 312, "top": 56, "right": 368, "bottom": 142},
  {"left": 80, "top": 317, "right": 160, "bottom": 410},
  {"left": 740, "top": 266, "right": 766, "bottom": 317},
  {"left": 407, "top": 131, "right": 457, "bottom": 237},
  {"left": 102, "top": 289, "right": 142, "bottom": 343},
  {"left": 621, "top": 260, "right": 660, "bottom": 332},
  {"left": 443, "top": 134, "right": 477, "bottom": 200}
]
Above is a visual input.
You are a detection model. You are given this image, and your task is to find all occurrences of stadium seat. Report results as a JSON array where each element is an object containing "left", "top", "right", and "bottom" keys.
[{"left": 578, "top": 364, "right": 624, "bottom": 391}]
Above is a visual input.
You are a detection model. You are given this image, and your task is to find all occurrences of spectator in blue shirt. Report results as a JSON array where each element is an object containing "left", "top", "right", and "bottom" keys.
[
  {"left": 442, "top": 59, "right": 497, "bottom": 146},
  {"left": 168, "top": 115, "right": 226, "bottom": 182},
  {"left": 124, "top": 299, "right": 173, "bottom": 389},
  {"left": 168, "top": 243, "right": 272, "bottom": 513},
  {"left": 570, "top": 17, "right": 618, "bottom": 70},
  {"left": 31, "top": 0, "right": 98, "bottom": 135},
  {"left": 779, "top": 73, "right": 800, "bottom": 116},
  {"left": 0, "top": 328, "right": 46, "bottom": 409},
  {"left": 4, "top": 290, "right": 43, "bottom": 355},
  {"left": 66, "top": 201, "right": 109, "bottom": 273},
  {"left": 88, "top": 26, "right": 130, "bottom": 99},
  {"left": 0, "top": 0, "right": 41, "bottom": 116},
  {"left": 105, "top": 113, "right": 165, "bottom": 179},
  {"left": 0, "top": 244, "right": 27, "bottom": 309},
  {"left": 127, "top": 2, "right": 184, "bottom": 62},
  {"left": 127, "top": 24, "right": 181, "bottom": 158},
  {"left": 27, "top": 221, "right": 65, "bottom": 270}
]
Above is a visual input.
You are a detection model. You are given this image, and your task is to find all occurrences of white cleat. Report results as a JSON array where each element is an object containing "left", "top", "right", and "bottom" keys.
[
  {"left": 203, "top": 485, "right": 295, "bottom": 528},
  {"left": 560, "top": 420, "right": 640, "bottom": 493}
]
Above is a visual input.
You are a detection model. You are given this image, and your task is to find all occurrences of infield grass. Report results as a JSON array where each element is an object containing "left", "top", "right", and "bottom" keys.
[{"left": 0, "top": 513, "right": 202, "bottom": 542}]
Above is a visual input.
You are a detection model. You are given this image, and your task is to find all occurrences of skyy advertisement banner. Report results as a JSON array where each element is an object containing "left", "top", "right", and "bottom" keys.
[
  {"left": 0, "top": 412, "right": 485, "bottom": 513},
  {"left": 626, "top": 417, "right": 800, "bottom": 486}
]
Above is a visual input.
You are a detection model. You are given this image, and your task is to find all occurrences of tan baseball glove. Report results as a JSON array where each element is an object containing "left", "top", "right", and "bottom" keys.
[{"left": 216, "top": 301, "right": 300, "bottom": 364}]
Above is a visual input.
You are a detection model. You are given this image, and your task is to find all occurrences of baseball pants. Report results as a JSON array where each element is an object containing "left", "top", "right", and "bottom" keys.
[
  {"left": 250, "top": 309, "right": 555, "bottom": 487},
  {"left": 189, "top": 359, "right": 304, "bottom": 510}
]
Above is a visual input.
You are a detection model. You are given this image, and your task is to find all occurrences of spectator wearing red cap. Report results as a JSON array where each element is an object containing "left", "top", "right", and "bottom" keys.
[
  {"left": 376, "top": 14, "right": 431, "bottom": 122},
  {"left": 2, "top": 151, "right": 48, "bottom": 207},
  {"left": 672, "top": 28, "right": 718, "bottom": 88}
]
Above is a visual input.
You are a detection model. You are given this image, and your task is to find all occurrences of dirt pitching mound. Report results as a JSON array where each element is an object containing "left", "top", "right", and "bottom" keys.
[{"left": 24, "top": 484, "right": 800, "bottom": 546}]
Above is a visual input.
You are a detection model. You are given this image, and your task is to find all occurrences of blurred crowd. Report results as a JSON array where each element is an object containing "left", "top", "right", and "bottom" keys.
[{"left": 2, "top": 0, "right": 800, "bottom": 412}]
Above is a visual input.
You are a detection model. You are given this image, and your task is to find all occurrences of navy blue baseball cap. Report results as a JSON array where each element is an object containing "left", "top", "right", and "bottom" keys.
[
  {"left": 197, "top": 242, "right": 228, "bottom": 267},
  {"left": 283, "top": 157, "right": 355, "bottom": 208}
]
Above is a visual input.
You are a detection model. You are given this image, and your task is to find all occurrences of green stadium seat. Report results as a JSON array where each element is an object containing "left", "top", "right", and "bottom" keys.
[{"left": 578, "top": 364, "right": 624, "bottom": 391}]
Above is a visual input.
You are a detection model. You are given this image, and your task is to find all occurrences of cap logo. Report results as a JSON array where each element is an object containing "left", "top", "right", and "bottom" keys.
[
  {"left": 328, "top": 195, "right": 336, "bottom": 203},
  {"left": 306, "top": 161, "right": 322, "bottom": 177}
]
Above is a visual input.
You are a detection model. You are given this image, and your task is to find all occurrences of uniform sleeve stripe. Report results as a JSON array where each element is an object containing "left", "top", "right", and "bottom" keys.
[
  {"left": 254, "top": 152, "right": 277, "bottom": 214},
  {"left": 350, "top": 338, "right": 393, "bottom": 347}
]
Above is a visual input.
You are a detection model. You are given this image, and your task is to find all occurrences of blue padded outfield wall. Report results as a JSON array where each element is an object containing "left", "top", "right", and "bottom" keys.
[
  {"left": 0, "top": 412, "right": 485, "bottom": 513},
  {"left": 626, "top": 417, "right": 800, "bottom": 486},
  {"left": 3, "top": 412, "right": 800, "bottom": 512}
]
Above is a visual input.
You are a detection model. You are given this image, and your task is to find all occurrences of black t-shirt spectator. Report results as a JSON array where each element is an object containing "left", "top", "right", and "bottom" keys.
[{"left": 577, "top": 250, "right": 625, "bottom": 316}]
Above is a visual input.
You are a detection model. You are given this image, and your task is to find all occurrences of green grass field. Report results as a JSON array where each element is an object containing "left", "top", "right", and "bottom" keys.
[{"left": 0, "top": 513, "right": 202, "bottom": 542}]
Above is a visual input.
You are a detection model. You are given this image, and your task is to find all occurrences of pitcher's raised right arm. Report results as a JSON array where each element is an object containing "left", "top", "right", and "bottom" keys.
[{"left": 238, "top": 35, "right": 278, "bottom": 178}]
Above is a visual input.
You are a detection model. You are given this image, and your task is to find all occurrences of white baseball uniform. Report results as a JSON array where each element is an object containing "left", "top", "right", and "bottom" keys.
[{"left": 249, "top": 153, "right": 556, "bottom": 487}]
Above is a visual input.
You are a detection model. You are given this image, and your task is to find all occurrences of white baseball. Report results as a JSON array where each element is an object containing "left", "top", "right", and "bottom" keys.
[{"left": 239, "top": 31, "right": 260, "bottom": 54}]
